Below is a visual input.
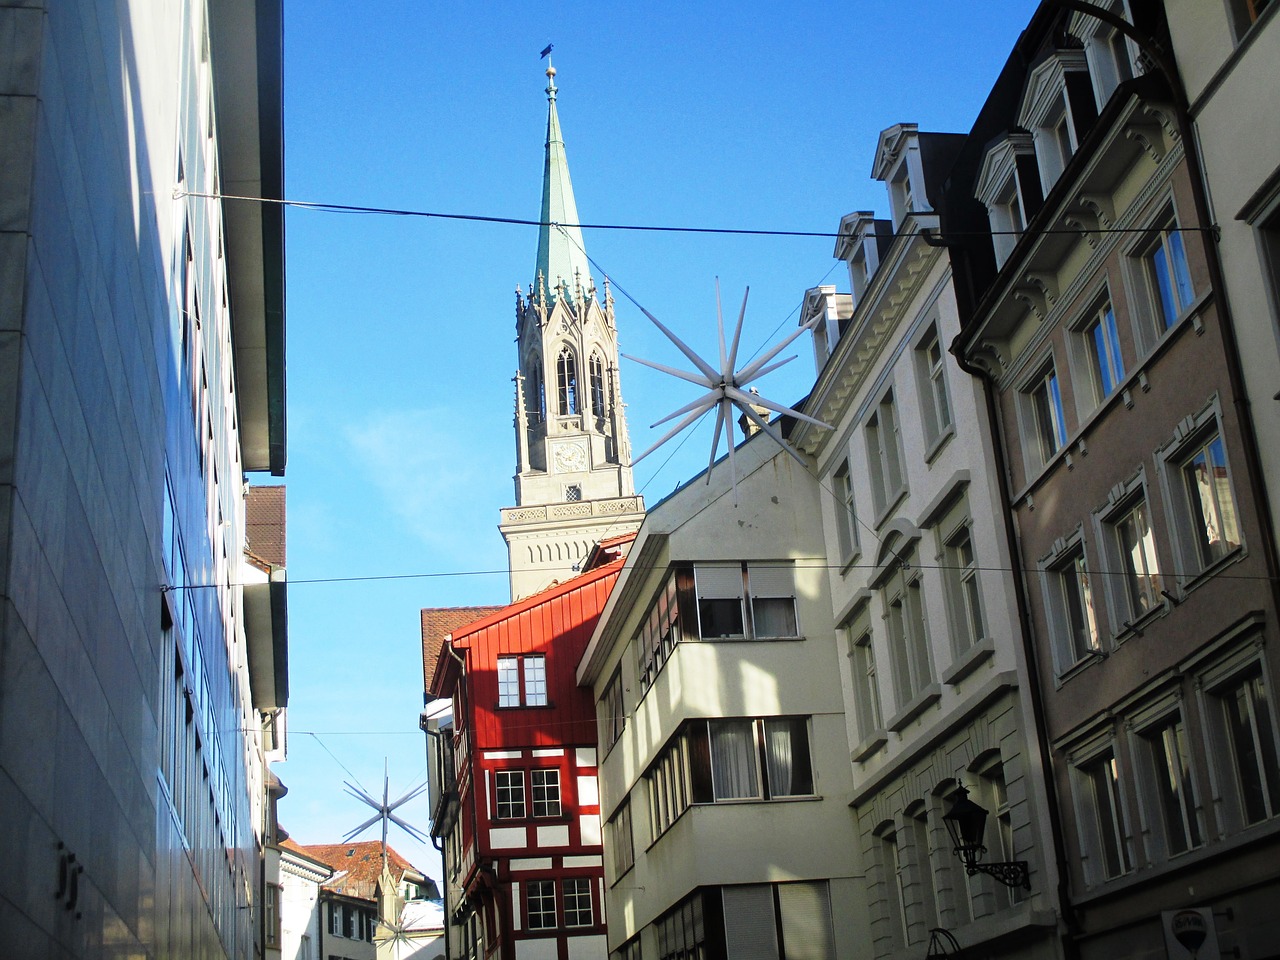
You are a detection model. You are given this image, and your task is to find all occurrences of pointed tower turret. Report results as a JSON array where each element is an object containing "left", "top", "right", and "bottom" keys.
[{"left": 500, "top": 61, "right": 644, "bottom": 601}]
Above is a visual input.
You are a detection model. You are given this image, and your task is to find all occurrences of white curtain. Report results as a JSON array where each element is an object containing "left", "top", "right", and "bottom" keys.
[
  {"left": 710, "top": 721, "right": 759, "bottom": 799},
  {"left": 765, "top": 720, "right": 795, "bottom": 796}
]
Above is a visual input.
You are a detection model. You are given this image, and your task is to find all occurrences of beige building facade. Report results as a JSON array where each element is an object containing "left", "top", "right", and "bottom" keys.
[{"left": 578, "top": 437, "right": 864, "bottom": 960}]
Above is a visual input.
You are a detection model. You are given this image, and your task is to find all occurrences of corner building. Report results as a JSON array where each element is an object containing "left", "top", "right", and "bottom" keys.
[{"left": 951, "top": 2, "right": 1280, "bottom": 957}]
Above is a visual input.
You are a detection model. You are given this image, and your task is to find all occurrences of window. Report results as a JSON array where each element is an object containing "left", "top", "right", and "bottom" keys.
[
  {"left": 975, "top": 134, "right": 1037, "bottom": 268},
  {"left": 1137, "top": 712, "right": 1202, "bottom": 856},
  {"left": 695, "top": 563, "right": 799, "bottom": 641},
  {"left": 1045, "top": 540, "right": 1101, "bottom": 670},
  {"left": 563, "top": 878, "right": 593, "bottom": 927},
  {"left": 600, "top": 669, "right": 625, "bottom": 753},
  {"left": 845, "top": 613, "right": 883, "bottom": 741},
  {"left": 976, "top": 762, "right": 1021, "bottom": 907},
  {"left": 883, "top": 551, "right": 933, "bottom": 707},
  {"left": 656, "top": 894, "right": 705, "bottom": 960},
  {"left": 1228, "top": 0, "right": 1273, "bottom": 42},
  {"left": 526, "top": 880, "right": 556, "bottom": 930},
  {"left": 1076, "top": 750, "right": 1132, "bottom": 881},
  {"left": 1170, "top": 427, "right": 1241, "bottom": 573},
  {"left": 866, "top": 390, "right": 906, "bottom": 514},
  {"left": 1140, "top": 218, "right": 1195, "bottom": 330},
  {"left": 608, "top": 800, "right": 634, "bottom": 878},
  {"left": 877, "top": 826, "right": 908, "bottom": 948},
  {"left": 1078, "top": 300, "right": 1125, "bottom": 405},
  {"left": 1222, "top": 671, "right": 1280, "bottom": 823},
  {"left": 1017, "top": 51, "right": 1089, "bottom": 193},
  {"left": 1070, "top": 4, "right": 1135, "bottom": 108},
  {"left": 531, "top": 769, "right": 561, "bottom": 817},
  {"left": 648, "top": 717, "right": 815, "bottom": 840},
  {"left": 916, "top": 326, "right": 953, "bottom": 447},
  {"left": 832, "top": 459, "right": 859, "bottom": 562},
  {"left": 1103, "top": 496, "right": 1162, "bottom": 624},
  {"left": 565, "top": 484, "right": 582, "bottom": 502},
  {"left": 589, "top": 352, "right": 607, "bottom": 416},
  {"left": 1025, "top": 359, "right": 1067, "bottom": 466},
  {"left": 556, "top": 348, "right": 578, "bottom": 415},
  {"left": 939, "top": 511, "right": 984, "bottom": 656},
  {"left": 612, "top": 937, "right": 642, "bottom": 960},
  {"left": 636, "top": 568, "right": 687, "bottom": 692},
  {"left": 720, "top": 882, "right": 836, "bottom": 960},
  {"left": 495, "top": 771, "right": 525, "bottom": 819},
  {"left": 496, "top": 654, "right": 547, "bottom": 708},
  {"left": 907, "top": 806, "right": 938, "bottom": 936}
]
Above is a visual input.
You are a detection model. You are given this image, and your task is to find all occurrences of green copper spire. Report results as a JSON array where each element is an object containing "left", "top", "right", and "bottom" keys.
[{"left": 536, "top": 62, "right": 592, "bottom": 298}]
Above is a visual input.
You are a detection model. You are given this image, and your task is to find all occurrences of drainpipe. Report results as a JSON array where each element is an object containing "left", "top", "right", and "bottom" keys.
[
  {"left": 422, "top": 723, "right": 452, "bottom": 960},
  {"left": 953, "top": 341, "right": 1082, "bottom": 960}
]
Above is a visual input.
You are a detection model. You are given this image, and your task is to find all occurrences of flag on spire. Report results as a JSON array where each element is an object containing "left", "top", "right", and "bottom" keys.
[{"left": 540, "top": 43, "right": 553, "bottom": 58}]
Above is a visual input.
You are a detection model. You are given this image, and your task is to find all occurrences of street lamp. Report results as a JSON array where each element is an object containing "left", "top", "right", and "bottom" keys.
[{"left": 942, "top": 786, "right": 1030, "bottom": 890}]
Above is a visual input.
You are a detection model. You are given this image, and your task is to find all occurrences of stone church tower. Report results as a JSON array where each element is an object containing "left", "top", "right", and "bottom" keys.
[{"left": 499, "top": 64, "right": 645, "bottom": 600}]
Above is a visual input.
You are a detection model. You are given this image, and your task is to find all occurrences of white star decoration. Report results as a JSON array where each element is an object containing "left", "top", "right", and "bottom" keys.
[
  {"left": 625, "top": 280, "right": 832, "bottom": 499},
  {"left": 343, "top": 769, "right": 429, "bottom": 848}
]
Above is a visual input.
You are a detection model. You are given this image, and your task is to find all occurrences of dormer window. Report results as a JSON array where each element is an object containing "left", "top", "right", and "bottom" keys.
[
  {"left": 1018, "top": 50, "right": 1094, "bottom": 196},
  {"left": 1070, "top": 3, "right": 1136, "bottom": 110},
  {"left": 871, "top": 124, "right": 930, "bottom": 230},
  {"left": 835, "top": 212, "right": 892, "bottom": 307},
  {"left": 975, "top": 133, "right": 1040, "bottom": 268}
]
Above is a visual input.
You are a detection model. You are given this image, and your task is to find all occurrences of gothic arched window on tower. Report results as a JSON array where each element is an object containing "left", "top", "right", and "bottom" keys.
[
  {"left": 526, "top": 366, "right": 544, "bottom": 422},
  {"left": 589, "top": 352, "right": 607, "bottom": 417},
  {"left": 557, "top": 348, "right": 579, "bottom": 416}
]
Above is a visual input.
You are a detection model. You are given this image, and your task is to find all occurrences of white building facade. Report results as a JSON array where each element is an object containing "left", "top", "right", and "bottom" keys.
[
  {"left": 578, "top": 437, "right": 865, "bottom": 960},
  {"left": 790, "top": 124, "right": 1065, "bottom": 960}
]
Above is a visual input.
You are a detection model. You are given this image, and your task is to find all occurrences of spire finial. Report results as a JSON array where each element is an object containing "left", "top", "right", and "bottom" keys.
[{"left": 541, "top": 43, "right": 556, "bottom": 101}]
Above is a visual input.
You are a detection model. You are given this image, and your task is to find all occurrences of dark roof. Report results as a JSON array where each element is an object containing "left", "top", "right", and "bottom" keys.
[
  {"left": 420, "top": 606, "right": 505, "bottom": 691},
  {"left": 245, "top": 485, "right": 286, "bottom": 567}
]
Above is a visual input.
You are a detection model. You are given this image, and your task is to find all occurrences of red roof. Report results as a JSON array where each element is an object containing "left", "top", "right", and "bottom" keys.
[
  {"left": 283, "top": 839, "right": 423, "bottom": 900},
  {"left": 420, "top": 606, "right": 505, "bottom": 692},
  {"left": 427, "top": 558, "right": 625, "bottom": 700},
  {"left": 245, "top": 485, "right": 286, "bottom": 567}
]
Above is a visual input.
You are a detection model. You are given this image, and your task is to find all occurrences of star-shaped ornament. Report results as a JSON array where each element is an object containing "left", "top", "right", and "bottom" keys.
[
  {"left": 342, "top": 768, "right": 429, "bottom": 848},
  {"left": 626, "top": 280, "right": 832, "bottom": 499}
]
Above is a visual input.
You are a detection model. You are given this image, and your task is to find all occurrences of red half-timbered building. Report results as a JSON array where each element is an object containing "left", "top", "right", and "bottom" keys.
[{"left": 425, "top": 540, "right": 630, "bottom": 960}]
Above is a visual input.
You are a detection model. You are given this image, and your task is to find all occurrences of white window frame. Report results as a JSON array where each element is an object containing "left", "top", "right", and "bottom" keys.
[
  {"left": 1196, "top": 641, "right": 1280, "bottom": 834},
  {"left": 1069, "top": 737, "right": 1134, "bottom": 885},
  {"left": 1017, "top": 50, "right": 1089, "bottom": 195},
  {"left": 1040, "top": 532, "right": 1103, "bottom": 675},
  {"left": 526, "top": 879, "right": 557, "bottom": 930},
  {"left": 530, "top": 768, "right": 562, "bottom": 818},
  {"left": 1128, "top": 697, "right": 1203, "bottom": 861},
  {"left": 1128, "top": 203, "right": 1197, "bottom": 342},
  {"left": 974, "top": 133, "right": 1036, "bottom": 268},
  {"left": 914, "top": 322, "right": 954, "bottom": 452},
  {"left": 844, "top": 606, "right": 884, "bottom": 744},
  {"left": 1069, "top": 292, "right": 1126, "bottom": 411},
  {"left": 866, "top": 388, "right": 907, "bottom": 518},
  {"left": 495, "top": 770, "right": 526, "bottom": 820},
  {"left": 1156, "top": 400, "right": 1244, "bottom": 584},
  {"left": 937, "top": 500, "right": 985, "bottom": 658},
  {"left": 562, "top": 877, "right": 593, "bottom": 928},
  {"left": 831, "top": 458, "right": 860, "bottom": 564},
  {"left": 1093, "top": 474, "right": 1163, "bottom": 632},
  {"left": 882, "top": 550, "right": 933, "bottom": 709},
  {"left": 1069, "top": 2, "right": 1137, "bottom": 110},
  {"left": 1019, "top": 354, "right": 1068, "bottom": 472},
  {"left": 497, "top": 654, "right": 548, "bottom": 708}
]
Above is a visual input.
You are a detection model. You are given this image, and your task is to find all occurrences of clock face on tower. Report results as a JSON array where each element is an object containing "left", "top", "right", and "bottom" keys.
[{"left": 553, "top": 441, "right": 588, "bottom": 473}]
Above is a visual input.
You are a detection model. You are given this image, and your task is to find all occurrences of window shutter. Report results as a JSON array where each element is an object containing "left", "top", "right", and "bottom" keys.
[
  {"left": 778, "top": 882, "right": 836, "bottom": 960},
  {"left": 747, "top": 564, "right": 795, "bottom": 599},
  {"left": 722, "top": 885, "right": 780, "bottom": 960},
  {"left": 696, "top": 564, "right": 744, "bottom": 599}
]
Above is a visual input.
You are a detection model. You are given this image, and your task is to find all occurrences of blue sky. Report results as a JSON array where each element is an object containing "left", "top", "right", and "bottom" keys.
[{"left": 277, "top": 0, "right": 1041, "bottom": 883}]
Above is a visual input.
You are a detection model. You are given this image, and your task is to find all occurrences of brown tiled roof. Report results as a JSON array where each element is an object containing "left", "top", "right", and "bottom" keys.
[
  {"left": 246, "top": 485, "right": 286, "bottom": 567},
  {"left": 289, "top": 840, "right": 422, "bottom": 900},
  {"left": 420, "top": 606, "right": 503, "bottom": 692}
]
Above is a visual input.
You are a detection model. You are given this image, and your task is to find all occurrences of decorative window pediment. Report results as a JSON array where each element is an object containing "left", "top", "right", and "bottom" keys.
[
  {"left": 1018, "top": 50, "right": 1091, "bottom": 196},
  {"left": 872, "top": 123, "right": 930, "bottom": 228}
]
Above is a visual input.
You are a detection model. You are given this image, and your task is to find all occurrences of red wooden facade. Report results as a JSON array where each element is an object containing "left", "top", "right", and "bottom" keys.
[{"left": 428, "top": 552, "right": 625, "bottom": 960}]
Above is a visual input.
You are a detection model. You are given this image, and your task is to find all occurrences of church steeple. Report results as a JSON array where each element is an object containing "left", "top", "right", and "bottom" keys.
[
  {"left": 535, "top": 62, "right": 592, "bottom": 297},
  {"left": 500, "top": 61, "right": 645, "bottom": 602}
]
